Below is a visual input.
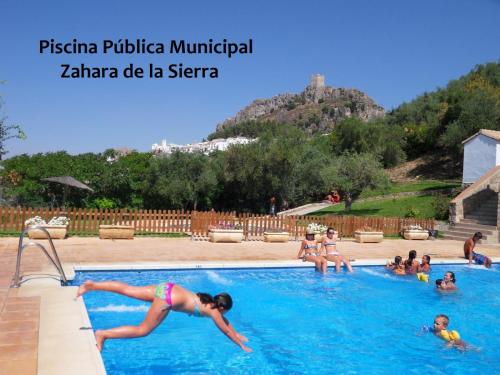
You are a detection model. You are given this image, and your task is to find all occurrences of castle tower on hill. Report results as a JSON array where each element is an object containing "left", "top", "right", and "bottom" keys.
[{"left": 310, "top": 74, "right": 325, "bottom": 88}]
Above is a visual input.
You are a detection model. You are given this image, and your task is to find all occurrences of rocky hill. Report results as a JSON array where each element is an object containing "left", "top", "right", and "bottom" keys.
[{"left": 215, "top": 75, "right": 385, "bottom": 135}]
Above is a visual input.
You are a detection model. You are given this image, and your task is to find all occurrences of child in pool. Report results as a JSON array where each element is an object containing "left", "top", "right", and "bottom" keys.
[
  {"left": 416, "top": 255, "right": 432, "bottom": 282},
  {"left": 404, "top": 250, "right": 419, "bottom": 274},
  {"left": 435, "top": 271, "right": 457, "bottom": 291},
  {"left": 76, "top": 280, "right": 251, "bottom": 352},
  {"left": 418, "top": 255, "right": 431, "bottom": 273},
  {"left": 386, "top": 256, "right": 405, "bottom": 275},
  {"left": 424, "top": 314, "right": 466, "bottom": 350}
]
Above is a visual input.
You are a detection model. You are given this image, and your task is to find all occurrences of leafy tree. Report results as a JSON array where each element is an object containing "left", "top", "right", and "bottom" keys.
[
  {"left": 321, "top": 152, "right": 390, "bottom": 211},
  {"left": 0, "top": 96, "right": 26, "bottom": 161},
  {"left": 144, "top": 152, "right": 217, "bottom": 210},
  {"left": 439, "top": 78, "right": 500, "bottom": 159},
  {"left": 331, "top": 117, "right": 406, "bottom": 167},
  {"left": 386, "top": 61, "right": 500, "bottom": 167}
]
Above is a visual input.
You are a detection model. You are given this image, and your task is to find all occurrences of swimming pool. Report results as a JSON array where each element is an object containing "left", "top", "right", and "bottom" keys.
[{"left": 73, "top": 265, "right": 500, "bottom": 374}]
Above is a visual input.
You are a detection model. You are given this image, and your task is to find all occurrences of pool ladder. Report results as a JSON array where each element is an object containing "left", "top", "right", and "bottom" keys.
[{"left": 11, "top": 225, "right": 68, "bottom": 288}]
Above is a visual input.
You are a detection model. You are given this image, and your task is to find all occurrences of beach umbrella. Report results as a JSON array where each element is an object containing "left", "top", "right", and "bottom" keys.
[{"left": 42, "top": 176, "right": 94, "bottom": 207}]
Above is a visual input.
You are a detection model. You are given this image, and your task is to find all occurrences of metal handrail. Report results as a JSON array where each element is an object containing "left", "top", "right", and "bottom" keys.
[{"left": 11, "top": 225, "right": 68, "bottom": 288}]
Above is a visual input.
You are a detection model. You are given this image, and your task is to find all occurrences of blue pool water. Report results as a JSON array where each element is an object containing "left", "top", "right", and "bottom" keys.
[{"left": 72, "top": 265, "right": 500, "bottom": 375}]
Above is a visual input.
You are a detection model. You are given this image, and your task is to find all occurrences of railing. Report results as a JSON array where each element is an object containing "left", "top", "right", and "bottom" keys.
[
  {"left": 0, "top": 207, "right": 435, "bottom": 239},
  {"left": 12, "top": 226, "right": 68, "bottom": 287}
]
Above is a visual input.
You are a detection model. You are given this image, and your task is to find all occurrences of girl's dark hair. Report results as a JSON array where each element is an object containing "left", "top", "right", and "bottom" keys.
[
  {"left": 446, "top": 271, "right": 456, "bottom": 283},
  {"left": 394, "top": 256, "right": 402, "bottom": 265},
  {"left": 423, "top": 255, "right": 431, "bottom": 263},
  {"left": 327, "top": 227, "right": 335, "bottom": 234},
  {"left": 405, "top": 250, "right": 417, "bottom": 268},
  {"left": 196, "top": 292, "right": 233, "bottom": 311}
]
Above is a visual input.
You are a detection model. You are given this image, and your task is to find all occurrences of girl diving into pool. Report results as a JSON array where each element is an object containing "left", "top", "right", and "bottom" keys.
[{"left": 76, "top": 280, "right": 252, "bottom": 352}]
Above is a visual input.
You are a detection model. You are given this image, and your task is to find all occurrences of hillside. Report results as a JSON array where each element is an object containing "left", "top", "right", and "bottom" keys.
[
  {"left": 209, "top": 62, "right": 500, "bottom": 179},
  {"left": 387, "top": 153, "right": 462, "bottom": 182},
  {"left": 210, "top": 75, "right": 384, "bottom": 139}
]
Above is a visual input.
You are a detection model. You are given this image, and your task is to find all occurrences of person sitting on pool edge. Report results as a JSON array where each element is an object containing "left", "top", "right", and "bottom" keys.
[
  {"left": 321, "top": 227, "right": 353, "bottom": 273},
  {"left": 386, "top": 256, "right": 405, "bottom": 275},
  {"left": 297, "top": 228, "right": 328, "bottom": 273},
  {"left": 76, "top": 280, "right": 252, "bottom": 352},
  {"left": 425, "top": 314, "right": 466, "bottom": 350},
  {"left": 464, "top": 232, "right": 492, "bottom": 268},
  {"left": 435, "top": 271, "right": 457, "bottom": 291}
]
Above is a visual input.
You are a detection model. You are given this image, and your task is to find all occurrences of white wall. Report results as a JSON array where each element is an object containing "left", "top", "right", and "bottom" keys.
[{"left": 463, "top": 134, "right": 498, "bottom": 183}]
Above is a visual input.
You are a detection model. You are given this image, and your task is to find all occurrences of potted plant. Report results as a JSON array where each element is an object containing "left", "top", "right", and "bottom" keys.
[
  {"left": 208, "top": 222, "right": 244, "bottom": 243},
  {"left": 307, "top": 223, "right": 328, "bottom": 242},
  {"left": 26, "top": 216, "right": 70, "bottom": 239},
  {"left": 263, "top": 227, "right": 289, "bottom": 243},
  {"left": 354, "top": 226, "right": 383, "bottom": 243},
  {"left": 99, "top": 223, "right": 135, "bottom": 239},
  {"left": 402, "top": 225, "right": 429, "bottom": 240}
]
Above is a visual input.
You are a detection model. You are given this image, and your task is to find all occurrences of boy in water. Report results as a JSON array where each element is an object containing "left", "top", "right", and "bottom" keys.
[{"left": 429, "top": 314, "right": 466, "bottom": 350}]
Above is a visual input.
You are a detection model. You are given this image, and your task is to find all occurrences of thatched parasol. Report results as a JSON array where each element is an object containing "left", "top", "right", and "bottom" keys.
[
  {"left": 42, "top": 176, "right": 94, "bottom": 207},
  {"left": 42, "top": 176, "right": 94, "bottom": 192}
]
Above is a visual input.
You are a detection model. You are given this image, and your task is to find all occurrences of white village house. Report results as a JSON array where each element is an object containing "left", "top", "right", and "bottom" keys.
[{"left": 462, "top": 129, "right": 500, "bottom": 184}]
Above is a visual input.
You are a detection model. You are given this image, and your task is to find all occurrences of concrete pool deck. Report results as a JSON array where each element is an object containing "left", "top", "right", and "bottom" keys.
[{"left": 1, "top": 236, "right": 499, "bottom": 374}]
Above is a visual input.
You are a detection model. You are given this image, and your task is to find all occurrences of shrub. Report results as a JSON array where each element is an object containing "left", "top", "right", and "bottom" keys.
[
  {"left": 432, "top": 195, "right": 450, "bottom": 220},
  {"left": 94, "top": 198, "right": 116, "bottom": 209},
  {"left": 404, "top": 207, "right": 420, "bottom": 218}
]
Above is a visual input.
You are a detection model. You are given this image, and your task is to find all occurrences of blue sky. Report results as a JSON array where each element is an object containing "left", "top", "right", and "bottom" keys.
[{"left": 1, "top": 0, "right": 499, "bottom": 157}]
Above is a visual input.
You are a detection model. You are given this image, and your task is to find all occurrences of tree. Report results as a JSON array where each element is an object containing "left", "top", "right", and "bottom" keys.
[
  {"left": 331, "top": 117, "right": 406, "bottom": 167},
  {"left": 321, "top": 152, "right": 390, "bottom": 211},
  {"left": 0, "top": 98, "right": 26, "bottom": 161},
  {"left": 144, "top": 152, "right": 217, "bottom": 210}
]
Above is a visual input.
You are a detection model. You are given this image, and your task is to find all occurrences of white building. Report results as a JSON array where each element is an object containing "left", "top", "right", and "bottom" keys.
[
  {"left": 462, "top": 129, "right": 500, "bottom": 184},
  {"left": 152, "top": 137, "right": 255, "bottom": 155}
]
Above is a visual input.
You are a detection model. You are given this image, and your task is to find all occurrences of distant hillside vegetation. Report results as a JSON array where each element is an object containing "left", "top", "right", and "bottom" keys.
[{"left": 385, "top": 61, "right": 500, "bottom": 162}]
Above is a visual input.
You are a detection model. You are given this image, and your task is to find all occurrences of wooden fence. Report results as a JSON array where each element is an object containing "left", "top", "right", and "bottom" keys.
[
  {"left": 0, "top": 207, "right": 435, "bottom": 239},
  {"left": 0, "top": 207, "right": 190, "bottom": 234}
]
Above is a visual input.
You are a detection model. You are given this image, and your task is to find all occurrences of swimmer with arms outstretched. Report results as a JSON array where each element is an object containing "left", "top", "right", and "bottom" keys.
[
  {"left": 425, "top": 314, "right": 467, "bottom": 350},
  {"left": 77, "top": 280, "right": 251, "bottom": 352}
]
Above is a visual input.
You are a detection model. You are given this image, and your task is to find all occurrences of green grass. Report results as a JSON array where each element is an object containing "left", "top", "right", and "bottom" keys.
[
  {"left": 359, "top": 180, "right": 460, "bottom": 199},
  {"left": 312, "top": 195, "right": 438, "bottom": 218}
]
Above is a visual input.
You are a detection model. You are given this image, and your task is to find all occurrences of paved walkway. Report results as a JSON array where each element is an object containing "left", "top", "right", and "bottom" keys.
[
  {"left": 0, "top": 240, "right": 40, "bottom": 375},
  {"left": 0, "top": 236, "right": 498, "bottom": 375},
  {"left": 278, "top": 202, "right": 336, "bottom": 216}
]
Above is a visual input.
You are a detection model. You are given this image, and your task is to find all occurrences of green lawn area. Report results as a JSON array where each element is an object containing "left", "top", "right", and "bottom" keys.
[
  {"left": 359, "top": 180, "right": 460, "bottom": 199},
  {"left": 312, "top": 195, "right": 438, "bottom": 218}
]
